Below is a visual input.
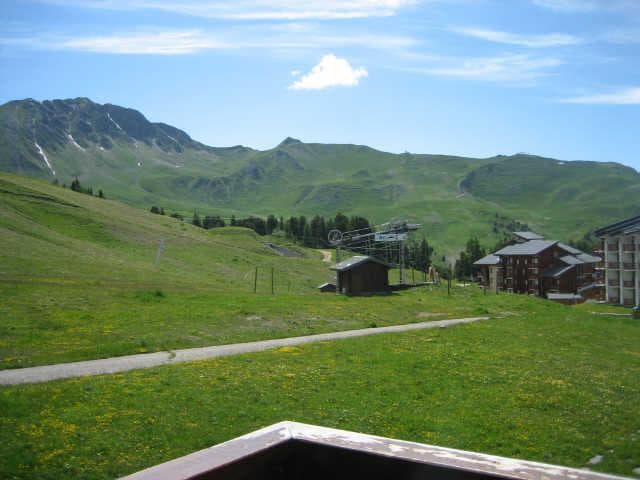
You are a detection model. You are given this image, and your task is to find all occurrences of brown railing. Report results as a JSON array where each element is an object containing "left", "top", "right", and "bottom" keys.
[
  {"left": 623, "top": 262, "right": 635, "bottom": 270},
  {"left": 608, "top": 280, "right": 620, "bottom": 286},
  {"left": 623, "top": 244, "right": 635, "bottom": 251},
  {"left": 623, "top": 281, "right": 635, "bottom": 288},
  {"left": 607, "top": 244, "right": 618, "bottom": 251},
  {"left": 607, "top": 262, "right": 620, "bottom": 269}
]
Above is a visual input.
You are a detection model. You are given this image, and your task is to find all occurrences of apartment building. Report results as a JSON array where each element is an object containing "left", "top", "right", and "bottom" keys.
[{"left": 594, "top": 215, "right": 640, "bottom": 307}]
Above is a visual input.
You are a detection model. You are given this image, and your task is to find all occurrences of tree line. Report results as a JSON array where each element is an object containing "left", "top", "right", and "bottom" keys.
[{"left": 53, "top": 178, "right": 105, "bottom": 199}]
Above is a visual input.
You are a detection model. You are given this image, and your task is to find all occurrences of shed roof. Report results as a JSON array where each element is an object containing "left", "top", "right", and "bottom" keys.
[
  {"left": 594, "top": 214, "right": 640, "bottom": 237},
  {"left": 513, "top": 231, "right": 544, "bottom": 241},
  {"left": 495, "top": 239, "right": 557, "bottom": 256},
  {"left": 330, "top": 255, "right": 391, "bottom": 272},
  {"left": 473, "top": 254, "right": 501, "bottom": 266}
]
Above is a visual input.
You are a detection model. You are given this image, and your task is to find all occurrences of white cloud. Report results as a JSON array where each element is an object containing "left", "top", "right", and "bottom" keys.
[
  {"left": 289, "top": 54, "right": 368, "bottom": 90},
  {"left": 57, "top": 30, "right": 226, "bottom": 55},
  {"left": 291, "top": 70, "right": 301, "bottom": 76},
  {"left": 37, "top": 0, "right": 418, "bottom": 20},
  {"left": 0, "top": 24, "right": 418, "bottom": 55},
  {"left": 450, "top": 27, "right": 581, "bottom": 47},
  {"left": 532, "top": 0, "right": 640, "bottom": 13},
  {"left": 560, "top": 87, "right": 640, "bottom": 104},
  {"left": 405, "top": 54, "right": 562, "bottom": 83},
  {"left": 2, "top": 25, "right": 418, "bottom": 56}
]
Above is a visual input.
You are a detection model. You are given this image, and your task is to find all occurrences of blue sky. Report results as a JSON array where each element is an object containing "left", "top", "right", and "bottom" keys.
[{"left": 1, "top": 0, "right": 639, "bottom": 169}]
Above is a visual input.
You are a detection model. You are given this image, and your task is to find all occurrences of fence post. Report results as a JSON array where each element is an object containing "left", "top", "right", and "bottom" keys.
[{"left": 254, "top": 267, "right": 258, "bottom": 293}]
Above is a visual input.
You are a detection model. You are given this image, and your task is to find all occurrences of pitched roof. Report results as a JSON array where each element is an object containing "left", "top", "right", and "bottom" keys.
[
  {"left": 473, "top": 254, "right": 501, "bottom": 266},
  {"left": 513, "top": 231, "right": 544, "bottom": 241},
  {"left": 594, "top": 214, "right": 640, "bottom": 237},
  {"left": 575, "top": 253, "right": 601, "bottom": 263},
  {"left": 330, "top": 255, "right": 391, "bottom": 272},
  {"left": 495, "top": 240, "right": 557, "bottom": 256},
  {"left": 560, "top": 255, "right": 583, "bottom": 265},
  {"left": 557, "top": 243, "right": 582, "bottom": 255}
]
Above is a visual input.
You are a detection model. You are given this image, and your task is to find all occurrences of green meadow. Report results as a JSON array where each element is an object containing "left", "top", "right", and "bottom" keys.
[
  {"left": 1, "top": 172, "right": 638, "bottom": 480},
  {"left": 1, "top": 296, "right": 638, "bottom": 479}
]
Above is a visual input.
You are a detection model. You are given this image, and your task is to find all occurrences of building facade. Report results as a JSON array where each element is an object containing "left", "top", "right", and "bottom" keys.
[
  {"left": 474, "top": 232, "right": 601, "bottom": 301},
  {"left": 594, "top": 215, "right": 640, "bottom": 307}
]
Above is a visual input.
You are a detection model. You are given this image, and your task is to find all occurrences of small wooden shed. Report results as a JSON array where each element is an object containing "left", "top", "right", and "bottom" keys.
[{"left": 330, "top": 256, "right": 391, "bottom": 296}]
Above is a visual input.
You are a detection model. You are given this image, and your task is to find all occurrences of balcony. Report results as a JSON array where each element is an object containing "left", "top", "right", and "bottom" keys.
[
  {"left": 608, "top": 280, "right": 620, "bottom": 287},
  {"left": 623, "top": 244, "right": 635, "bottom": 252},
  {"left": 607, "top": 262, "right": 620, "bottom": 269},
  {"left": 121, "top": 421, "right": 629, "bottom": 480},
  {"left": 606, "top": 244, "right": 618, "bottom": 252},
  {"left": 622, "top": 262, "right": 636, "bottom": 270},
  {"left": 623, "top": 281, "right": 635, "bottom": 288}
]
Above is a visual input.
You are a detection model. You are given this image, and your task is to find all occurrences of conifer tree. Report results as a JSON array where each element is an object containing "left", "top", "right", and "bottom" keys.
[{"left": 192, "top": 212, "right": 202, "bottom": 228}]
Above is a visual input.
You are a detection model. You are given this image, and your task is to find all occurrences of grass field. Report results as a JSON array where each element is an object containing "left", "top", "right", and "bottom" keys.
[
  {"left": 1, "top": 172, "right": 639, "bottom": 480},
  {"left": 1, "top": 292, "right": 638, "bottom": 479},
  {"left": 0, "top": 173, "right": 501, "bottom": 369}
]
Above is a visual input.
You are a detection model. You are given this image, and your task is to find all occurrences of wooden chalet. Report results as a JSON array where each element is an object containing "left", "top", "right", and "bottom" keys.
[
  {"left": 330, "top": 256, "right": 391, "bottom": 296},
  {"left": 474, "top": 232, "right": 601, "bottom": 302}
]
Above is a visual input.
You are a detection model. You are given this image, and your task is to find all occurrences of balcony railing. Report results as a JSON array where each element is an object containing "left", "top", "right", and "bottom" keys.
[
  {"left": 623, "top": 281, "right": 635, "bottom": 288},
  {"left": 608, "top": 280, "right": 620, "bottom": 287},
  {"left": 607, "top": 262, "right": 620, "bottom": 269},
  {"left": 623, "top": 244, "right": 635, "bottom": 252},
  {"left": 606, "top": 244, "right": 618, "bottom": 251},
  {"left": 623, "top": 262, "right": 636, "bottom": 270}
]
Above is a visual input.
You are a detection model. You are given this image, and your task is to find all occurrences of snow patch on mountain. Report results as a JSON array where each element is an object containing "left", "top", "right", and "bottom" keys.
[
  {"left": 107, "top": 112, "right": 124, "bottom": 132},
  {"left": 35, "top": 142, "right": 55, "bottom": 175},
  {"left": 67, "top": 133, "right": 85, "bottom": 151}
]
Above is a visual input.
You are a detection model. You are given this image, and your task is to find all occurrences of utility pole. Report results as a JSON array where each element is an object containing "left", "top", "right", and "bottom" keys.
[{"left": 335, "top": 245, "right": 341, "bottom": 294}]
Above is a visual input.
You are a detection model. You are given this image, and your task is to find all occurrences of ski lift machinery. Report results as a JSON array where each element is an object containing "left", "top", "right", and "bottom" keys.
[{"left": 327, "top": 219, "right": 420, "bottom": 291}]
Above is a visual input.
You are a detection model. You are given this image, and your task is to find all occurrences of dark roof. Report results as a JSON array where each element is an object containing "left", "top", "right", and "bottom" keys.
[
  {"left": 543, "top": 264, "right": 574, "bottom": 279},
  {"left": 330, "top": 256, "right": 391, "bottom": 272},
  {"left": 473, "top": 254, "right": 501, "bottom": 266},
  {"left": 513, "top": 231, "right": 544, "bottom": 240},
  {"left": 557, "top": 243, "right": 582, "bottom": 255},
  {"left": 594, "top": 215, "right": 640, "bottom": 237},
  {"left": 560, "top": 255, "right": 583, "bottom": 265},
  {"left": 576, "top": 253, "right": 601, "bottom": 263},
  {"left": 495, "top": 240, "right": 557, "bottom": 256}
]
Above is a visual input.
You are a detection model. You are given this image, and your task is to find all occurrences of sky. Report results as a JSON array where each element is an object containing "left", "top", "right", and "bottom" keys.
[{"left": 1, "top": 0, "right": 639, "bottom": 169}]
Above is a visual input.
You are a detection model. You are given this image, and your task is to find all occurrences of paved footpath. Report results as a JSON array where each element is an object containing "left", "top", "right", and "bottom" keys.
[{"left": 0, "top": 316, "right": 489, "bottom": 386}]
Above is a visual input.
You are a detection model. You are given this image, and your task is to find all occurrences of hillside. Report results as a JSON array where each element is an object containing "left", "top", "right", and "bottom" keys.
[
  {"left": 2, "top": 98, "right": 639, "bottom": 253},
  {"left": 0, "top": 172, "right": 325, "bottom": 291}
]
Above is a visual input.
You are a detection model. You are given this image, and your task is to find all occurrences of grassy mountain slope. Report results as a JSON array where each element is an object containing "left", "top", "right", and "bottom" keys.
[
  {"left": 0, "top": 173, "right": 487, "bottom": 368},
  {"left": 2, "top": 98, "right": 639, "bottom": 254}
]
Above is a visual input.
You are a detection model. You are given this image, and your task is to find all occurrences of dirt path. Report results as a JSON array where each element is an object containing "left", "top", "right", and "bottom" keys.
[
  {"left": 320, "top": 250, "right": 333, "bottom": 263},
  {"left": 0, "top": 316, "right": 489, "bottom": 385}
]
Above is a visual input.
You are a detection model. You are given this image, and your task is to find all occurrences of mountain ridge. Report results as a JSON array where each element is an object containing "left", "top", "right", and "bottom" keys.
[{"left": 1, "top": 97, "right": 638, "bottom": 254}]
